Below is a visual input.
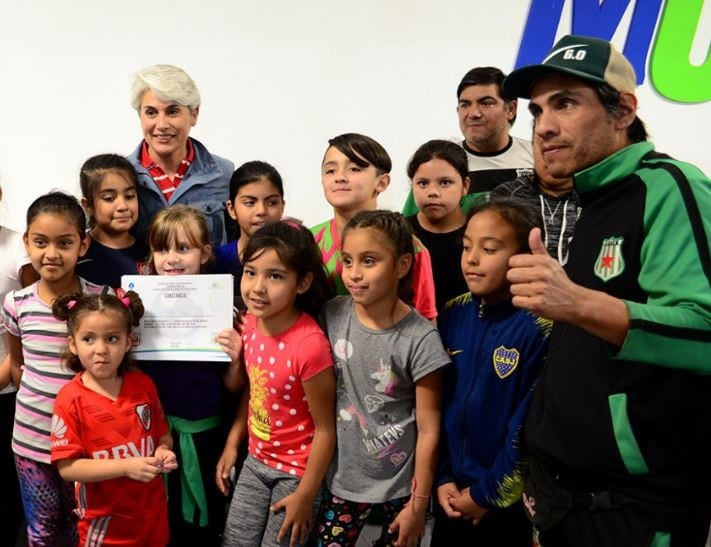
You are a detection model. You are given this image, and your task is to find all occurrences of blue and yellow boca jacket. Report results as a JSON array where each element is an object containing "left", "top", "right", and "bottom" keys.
[{"left": 436, "top": 293, "right": 551, "bottom": 509}]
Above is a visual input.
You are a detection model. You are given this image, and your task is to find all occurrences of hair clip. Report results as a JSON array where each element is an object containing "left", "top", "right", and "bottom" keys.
[
  {"left": 101, "top": 285, "right": 110, "bottom": 297},
  {"left": 67, "top": 300, "right": 77, "bottom": 310},
  {"left": 115, "top": 288, "right": 131, "bottom": 309},
  {"left": 283, "top": 216, "right": 304, "bottom": 229}
]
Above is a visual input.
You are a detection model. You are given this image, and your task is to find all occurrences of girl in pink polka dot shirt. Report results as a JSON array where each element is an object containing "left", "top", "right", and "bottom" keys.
[{"left": 217, "top": 221, "right": 336, "bottom": 547}]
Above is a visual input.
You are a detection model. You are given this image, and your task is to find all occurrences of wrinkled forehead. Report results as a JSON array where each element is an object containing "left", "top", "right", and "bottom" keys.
[
  {"left": 140, "top": 89, "right": 195, "bottom": 112},
  {"left": 529, "top": 72, "right": 597, "bottom": 105},
  {"left": 458, "top": 82, "right": 504, "bottom": 101}
]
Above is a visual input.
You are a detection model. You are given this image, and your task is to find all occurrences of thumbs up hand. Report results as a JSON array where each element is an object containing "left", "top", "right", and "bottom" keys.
[
  {"left": 509, "top": 227, "right": 631, "bottom": 346},
  {"left": 528, "top": 227, "right": 548, "bottom": 256},
  {"left": 507, "top": 228, "right": 578, "bottom": 322}
]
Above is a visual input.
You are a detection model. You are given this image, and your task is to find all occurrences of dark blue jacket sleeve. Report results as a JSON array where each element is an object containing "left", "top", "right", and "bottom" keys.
[{"left": 435, "top": 307, "right": 455, "bottom": 486}]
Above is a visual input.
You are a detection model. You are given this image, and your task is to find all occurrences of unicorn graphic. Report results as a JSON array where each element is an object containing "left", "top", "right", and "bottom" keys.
[{"left": 370, "top": 359, "right": 397, "bottom": 396}]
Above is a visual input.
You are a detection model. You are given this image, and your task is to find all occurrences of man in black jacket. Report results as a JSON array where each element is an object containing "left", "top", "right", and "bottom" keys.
[{"left": 504, "top": 35, "right": 711, "bottom": 547}]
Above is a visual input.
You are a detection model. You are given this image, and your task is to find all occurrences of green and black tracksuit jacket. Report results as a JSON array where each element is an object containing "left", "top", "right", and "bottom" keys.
[{"left": 524, "top": 142, "right": 711, "bottom": 507}]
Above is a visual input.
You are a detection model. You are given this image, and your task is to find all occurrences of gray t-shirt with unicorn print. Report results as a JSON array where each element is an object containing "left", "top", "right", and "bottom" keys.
[{"left": 322, "top": 296, "right": 450, "bottom": 503}]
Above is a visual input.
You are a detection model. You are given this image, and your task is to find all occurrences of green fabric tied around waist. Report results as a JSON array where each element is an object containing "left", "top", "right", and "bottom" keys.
[{"left": 167, "top": 414, "right": 220, "bottom": 527}]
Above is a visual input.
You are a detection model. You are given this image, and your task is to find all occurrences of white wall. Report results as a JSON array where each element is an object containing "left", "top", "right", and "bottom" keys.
[{"left": 0, "top": 0, "right": 708, "bottom": 231}]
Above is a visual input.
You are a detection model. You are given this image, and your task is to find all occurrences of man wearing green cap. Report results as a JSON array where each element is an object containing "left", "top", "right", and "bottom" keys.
[{"left": 504, "top": 35, "right": 711, "bottom": 546}]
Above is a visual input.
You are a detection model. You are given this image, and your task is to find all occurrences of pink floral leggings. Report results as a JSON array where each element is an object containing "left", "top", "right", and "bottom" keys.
[{"left": 315, "top": 492, "right": 408, "bottom": 547}]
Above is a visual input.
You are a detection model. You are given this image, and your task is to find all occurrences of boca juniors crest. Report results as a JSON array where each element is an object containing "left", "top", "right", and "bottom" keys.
[
  {"left": 493, "top": 346, "right": 520, "bottom": 379},
  {"left": 594, "top": 237, "right": 625, "bottom": 282},
  {"left": 135, "top": 404, "right": 152, "bottom": 431}
]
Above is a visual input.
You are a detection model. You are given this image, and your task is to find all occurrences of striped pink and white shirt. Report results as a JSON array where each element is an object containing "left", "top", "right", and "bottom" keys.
[{"left": 2, "top": 278, "right": 106, "bottom": 463}]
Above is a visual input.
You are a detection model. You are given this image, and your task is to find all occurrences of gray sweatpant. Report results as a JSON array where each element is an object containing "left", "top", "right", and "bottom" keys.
[{"left": 222, "top": 455, "right": 322, "bottom": 547}]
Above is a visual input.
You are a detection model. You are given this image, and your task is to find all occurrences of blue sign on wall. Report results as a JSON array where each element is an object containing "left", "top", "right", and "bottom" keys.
[{"left": 515, "top": 0, "right": 710, "bottom": 103}]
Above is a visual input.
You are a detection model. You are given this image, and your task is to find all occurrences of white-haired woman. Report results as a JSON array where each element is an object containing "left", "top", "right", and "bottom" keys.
[{"left": 128, "top": 64, "right": 234, "bottom": 250}]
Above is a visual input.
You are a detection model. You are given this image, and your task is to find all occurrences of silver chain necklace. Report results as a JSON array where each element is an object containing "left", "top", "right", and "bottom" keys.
[{"left": 544, "top": 198, "right": 562, "bottom": 223}]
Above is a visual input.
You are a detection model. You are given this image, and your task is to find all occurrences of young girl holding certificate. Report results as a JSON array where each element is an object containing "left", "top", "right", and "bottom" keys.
[
  {"left": 217, "top": 221, "right": 335, "bottom": 547},
  {"left": 141, "top": 204, "right": 246, "bottom": 546}
]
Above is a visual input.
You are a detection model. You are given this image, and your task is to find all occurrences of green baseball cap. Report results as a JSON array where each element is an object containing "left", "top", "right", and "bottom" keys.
[{"left": 503, "top": 34, "right": 637, "bottom": 99}]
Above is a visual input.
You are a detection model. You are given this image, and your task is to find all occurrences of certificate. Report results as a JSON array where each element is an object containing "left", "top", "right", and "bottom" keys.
[{"left": 121, "top": 274, "right": 233, "bottom": 362}]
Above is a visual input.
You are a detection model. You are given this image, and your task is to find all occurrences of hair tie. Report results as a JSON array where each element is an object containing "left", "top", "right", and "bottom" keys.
[
  {"left": 67, "top": 300, "right": 77, "bottom": 310},
  {"left": 115, "top": 288, "right": 131, "bottom": 309}
]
